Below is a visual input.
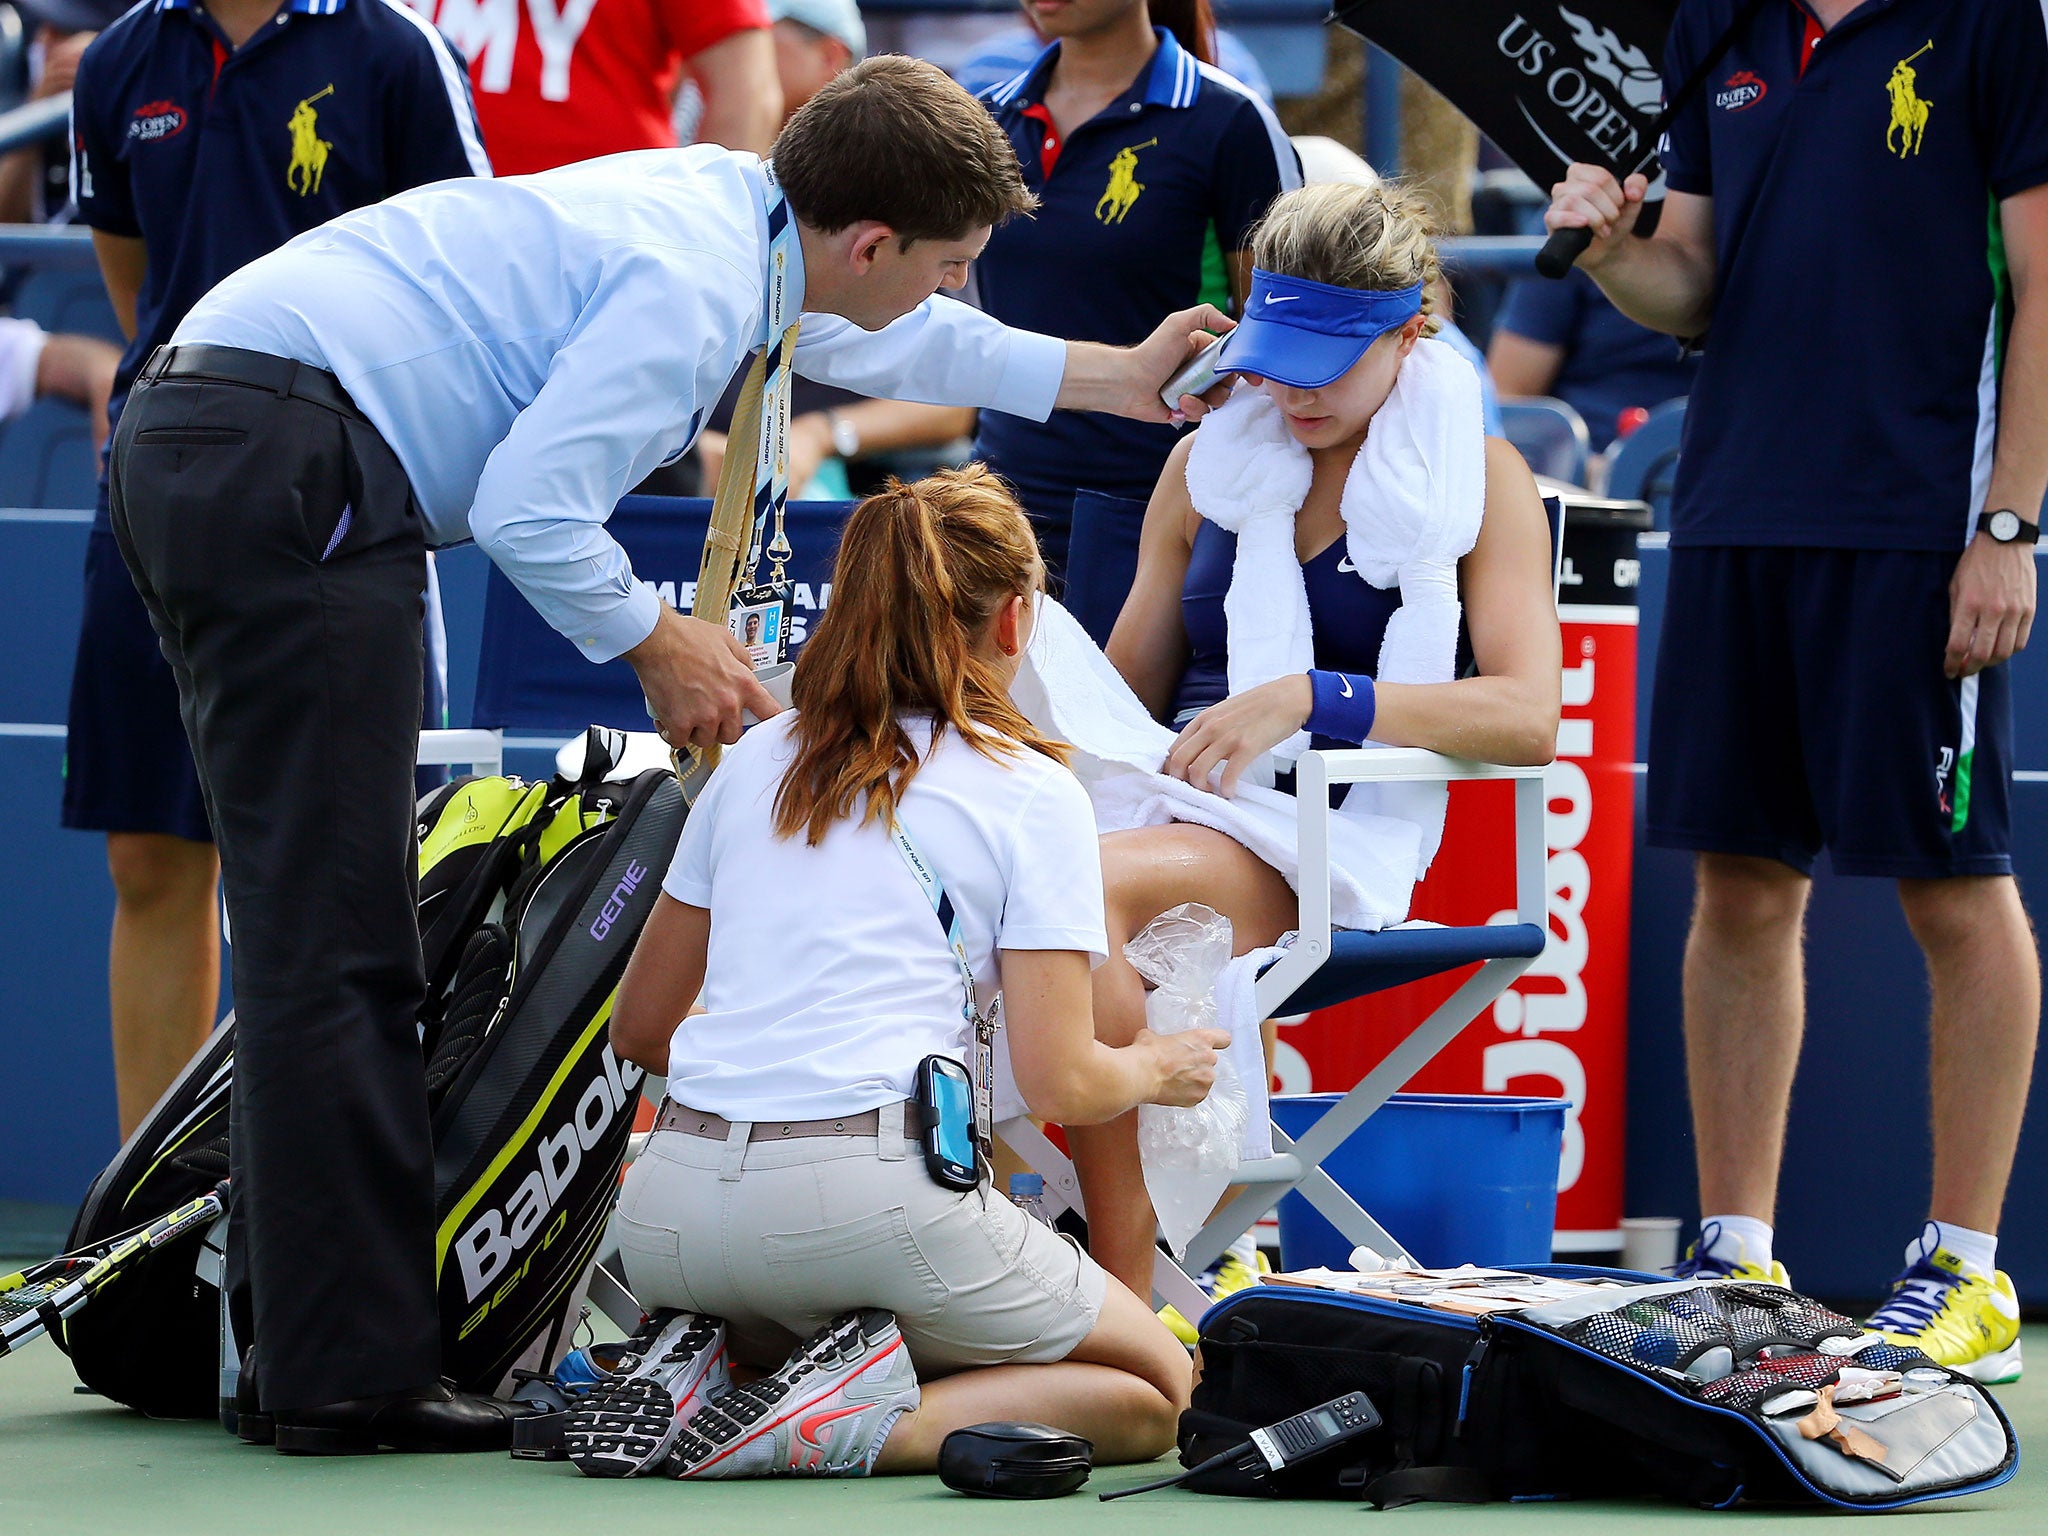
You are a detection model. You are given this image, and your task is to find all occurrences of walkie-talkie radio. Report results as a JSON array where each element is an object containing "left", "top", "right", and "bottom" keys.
[
  {"left": 1247, "top": 1392, "right": 1381, "bottom": 1473},
  {"left": 1098, "top": 1391, "right": 1384, "bottom": 1501}
]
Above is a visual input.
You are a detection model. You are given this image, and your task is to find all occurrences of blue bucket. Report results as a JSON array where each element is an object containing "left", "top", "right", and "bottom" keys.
[{"left": 1270, "top": 1093, "right": 1568, "bottom": 1271}]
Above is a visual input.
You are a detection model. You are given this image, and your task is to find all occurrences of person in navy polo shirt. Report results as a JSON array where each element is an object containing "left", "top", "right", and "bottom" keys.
[
  {"left": 972, "top": 0, "right": 1298, "bottom": 584},
  {"left": 61, "top": 0, "right": 489, "bottom": 1442},
  {"left": 1548, "top": 0, "right": 2048, "bottom": 1382}
]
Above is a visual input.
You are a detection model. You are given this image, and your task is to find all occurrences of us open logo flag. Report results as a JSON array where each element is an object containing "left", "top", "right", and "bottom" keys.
[{"left": 1332, "top": 0, "right": 1674, "bottom": 184}]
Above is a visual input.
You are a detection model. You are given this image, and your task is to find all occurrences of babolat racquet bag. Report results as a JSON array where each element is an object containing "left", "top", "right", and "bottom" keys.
[
  {"left": 1180, "top": 1270, "right": 2017, "bottom": 1510},
  {"left": 58, "top": 731, "right": 684, "bottom": 1418}
]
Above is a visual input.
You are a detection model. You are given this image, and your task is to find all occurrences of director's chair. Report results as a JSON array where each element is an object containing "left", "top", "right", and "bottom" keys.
[
  {"left": 1001, "top": 494, "right": 1571, "bottom": 1320},
  {"left": 996, "top": 750, "right": 1549, "bottom": 1321}
]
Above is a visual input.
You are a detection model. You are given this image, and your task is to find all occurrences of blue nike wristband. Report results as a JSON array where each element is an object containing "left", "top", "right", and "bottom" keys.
[{"left": 1306, "top": 670, "right": 1377, "bottom": 744}]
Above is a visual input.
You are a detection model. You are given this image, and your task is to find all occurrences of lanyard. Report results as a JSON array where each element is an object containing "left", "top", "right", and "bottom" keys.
[
  {"left": 750, "top": 167, "right": 800, "bottom": 588},
  {"left": 889, "top": 816, "right": 999, "bottom": 1158}
]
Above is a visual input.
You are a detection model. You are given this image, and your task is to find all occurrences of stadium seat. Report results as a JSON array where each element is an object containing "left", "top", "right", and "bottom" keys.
[
  {"left": 7, "top": 264, "right": 125, "bottom": 346},
  {"left": 0, "top": 396, "right": 99, "bottom": 509},
  {"left": 1500, "top": 396, "right": 1592, "bottom": 486},
  {"left": 1603, "top": 396, "right": 1686, "bottom": 523}
]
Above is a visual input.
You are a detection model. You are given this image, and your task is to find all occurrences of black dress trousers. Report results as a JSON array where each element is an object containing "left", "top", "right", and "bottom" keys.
[{"left": 109, "top": 361, "right": 438, "bottom": 1411}]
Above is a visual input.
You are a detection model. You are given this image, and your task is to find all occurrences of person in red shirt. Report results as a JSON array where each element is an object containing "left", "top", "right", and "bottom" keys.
[{"left": 412, "top": 0, "right": 781, "bottom": 174}]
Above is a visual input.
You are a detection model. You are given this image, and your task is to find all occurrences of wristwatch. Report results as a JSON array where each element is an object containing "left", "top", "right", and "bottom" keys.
[
  {"left": 1978, "top": 508, "right": 2041, "bottom": 545},
  {"left": 827, "top": 410, "right": 861, "bottom": 460}
]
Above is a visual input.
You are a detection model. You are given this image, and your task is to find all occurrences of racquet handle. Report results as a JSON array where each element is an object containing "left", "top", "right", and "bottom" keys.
[{"left": 1536, "top": 224, "right": 1594, "bottom": 280}]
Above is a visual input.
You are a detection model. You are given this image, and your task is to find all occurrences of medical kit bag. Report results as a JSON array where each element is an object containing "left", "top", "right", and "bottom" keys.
[
  {"left": 1179, "top": 1268, "right": 2017, "bottom": 1510},
  {"left": 57, "top": 731, "right": 684, "bottom": 1418},
  {"left": 939, "top": 1422, "right": 1095, "bottom": 1498}
]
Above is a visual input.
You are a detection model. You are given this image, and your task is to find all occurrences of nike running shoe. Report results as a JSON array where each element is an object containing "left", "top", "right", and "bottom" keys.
[
  {"left": 564, "top": 1310, "right": 730, "bottom": 1478},
  {"left": 1667, "top": 1221, "right": 1791, "bottom": 1287},
  {"left": 1868, "top": 1225, "right": 2023, "bottom": 1385},
  {"left": 1161, "top": 1243, "right": 1273, "bottom": 1346},
  {"left": 665, "top": 1309, "right": 919, "bottom": 1479}
]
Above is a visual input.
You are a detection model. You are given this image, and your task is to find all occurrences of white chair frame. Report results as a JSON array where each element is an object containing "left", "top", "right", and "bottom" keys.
[{"left": 1000, "top": 748, "right": 1549, "bottom": 1318}]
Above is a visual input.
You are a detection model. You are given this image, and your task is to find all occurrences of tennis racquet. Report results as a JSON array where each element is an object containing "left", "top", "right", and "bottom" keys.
[{"left": 0, "top": 1181, "right": 228, "bottom": 1359}]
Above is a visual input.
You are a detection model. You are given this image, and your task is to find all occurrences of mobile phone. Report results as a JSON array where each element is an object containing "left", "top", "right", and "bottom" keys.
[
  {"left": 916, "top": 1054, "right": 978, "bottom": 1191},
  {"left": 1159, "top": 333, "right": 1230, "bottom": 411}
]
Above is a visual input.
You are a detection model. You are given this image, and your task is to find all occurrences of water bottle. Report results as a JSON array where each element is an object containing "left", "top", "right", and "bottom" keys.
[{"left": 1009, "top": 1172, "right": 1053, "bottom": 1226}]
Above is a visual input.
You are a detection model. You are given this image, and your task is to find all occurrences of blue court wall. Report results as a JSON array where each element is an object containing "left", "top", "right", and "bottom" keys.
[{"left": 2, "top": 506, "right": 2043, "bottom": 1305}]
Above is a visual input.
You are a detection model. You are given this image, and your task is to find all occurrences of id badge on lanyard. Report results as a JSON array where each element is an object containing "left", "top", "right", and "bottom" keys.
[{"left": 732, "top": 170, "right": 801, "bottom": 675}]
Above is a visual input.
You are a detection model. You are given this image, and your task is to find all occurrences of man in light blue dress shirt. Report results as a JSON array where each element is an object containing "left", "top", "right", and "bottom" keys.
[{"left": 105, "top": 56, "right": 1227, "bottom": 1454}]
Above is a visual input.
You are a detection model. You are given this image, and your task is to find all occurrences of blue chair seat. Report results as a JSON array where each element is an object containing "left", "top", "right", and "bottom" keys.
[{"left": 1271, "top": 921, "right": 1550, "bottom": 1014}]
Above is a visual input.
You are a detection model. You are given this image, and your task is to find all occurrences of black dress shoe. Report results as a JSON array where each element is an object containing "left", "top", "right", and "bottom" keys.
[
  {"left": 273, "top": 1382, "right": 522, "bottom": 1455},
  {"left": 233, "top": 1349, "right": 274, "bottom": 1446}
]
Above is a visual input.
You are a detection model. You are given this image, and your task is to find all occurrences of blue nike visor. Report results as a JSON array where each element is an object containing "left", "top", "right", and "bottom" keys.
[{"left": 1217, "top": 269, "right": 1425, "bottom": 390}]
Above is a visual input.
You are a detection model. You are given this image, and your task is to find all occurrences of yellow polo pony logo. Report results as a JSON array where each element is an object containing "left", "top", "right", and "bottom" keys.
[
  {"left": 1095, "top": 138, "right": 1158, "bottom": 225},
  {"left": 1885, "top": 42, "right": 1931, "bottom": 158},
  {"left": 287, "top": 85, "right": 335, "bottom": 196}
]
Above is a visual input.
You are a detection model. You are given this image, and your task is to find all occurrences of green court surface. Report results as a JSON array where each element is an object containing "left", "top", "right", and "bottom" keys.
[{"left": 1, "top": 1324, "right": 2040, "bottom": 1536}]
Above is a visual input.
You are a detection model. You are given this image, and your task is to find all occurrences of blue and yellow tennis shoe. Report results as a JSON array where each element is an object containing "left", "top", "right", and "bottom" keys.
[{"left": 1868, "top": 1224, "right": 2022, "bottom": 1385}]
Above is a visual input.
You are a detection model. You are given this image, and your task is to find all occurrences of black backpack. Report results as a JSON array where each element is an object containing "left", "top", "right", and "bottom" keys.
[
  {"left": 57, "top": 735, "right": 682, "bottom": 1418},
  {"left": 1181, "top": 1268, "right": 2018, "bottom": 1511}
]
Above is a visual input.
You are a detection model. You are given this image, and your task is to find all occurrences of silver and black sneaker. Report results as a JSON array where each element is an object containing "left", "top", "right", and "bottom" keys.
[
  {"left": 564, "top": 1310, "right": 729, "bottom": 1478},
  {"left": 664, "top": 1309, "right": 918, "bottom": 1479}
]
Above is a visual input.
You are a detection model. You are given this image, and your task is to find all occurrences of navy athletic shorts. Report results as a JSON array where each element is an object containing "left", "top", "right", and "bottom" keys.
[
  {"left": 1647, "top": 546, "right": 2013, "bottom": 879},
  {"left": 61, "top": 520, "right": 214, "bottom": 843}
]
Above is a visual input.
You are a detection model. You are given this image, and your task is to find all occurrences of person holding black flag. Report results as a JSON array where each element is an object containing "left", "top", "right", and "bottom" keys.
[{"left": 1547, "top": 0, "right": 2048, "bottom": 1383}]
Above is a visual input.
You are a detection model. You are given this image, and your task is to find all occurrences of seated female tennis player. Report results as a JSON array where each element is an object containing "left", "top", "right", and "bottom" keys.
[
  {"left": 1072, "top": 181, "right": 1563, "bottom": 1308},
  {"left": 576, "top": 469, "right": 1228, "bottom": 1482}
]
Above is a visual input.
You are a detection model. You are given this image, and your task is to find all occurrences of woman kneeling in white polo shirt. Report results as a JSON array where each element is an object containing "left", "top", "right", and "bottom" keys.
[{"left": 575, "top": 467, "right": 1228, "bottom": 1483}]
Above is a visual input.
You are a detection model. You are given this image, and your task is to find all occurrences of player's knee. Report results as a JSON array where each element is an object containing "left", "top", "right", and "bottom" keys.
[
  {"left": 106, "top": 833, "right": 217, "bottom": 909},
  {"left": 1897, "top": 874, "right": 2028, "bottom": 952},
  {"left": 1691, "top": 853, "right": 1808, "bottom": 936}
]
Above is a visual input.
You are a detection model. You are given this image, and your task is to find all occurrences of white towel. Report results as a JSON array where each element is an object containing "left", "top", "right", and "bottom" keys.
[
  {"left": 1216, "top": 943, "right": 1285, "bottom": 1162},
  {"left": 1183, "top": 341, "right": 1487, "bottom": 867},
  {"left": 1011, "top": 597, "right": 1422, "bottom": 934}
]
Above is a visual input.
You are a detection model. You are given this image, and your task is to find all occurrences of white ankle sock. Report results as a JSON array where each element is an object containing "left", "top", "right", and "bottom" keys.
[
  {"left": 1227, "top": 1233, "right": 1259, "bottom": 1268},
  {"left": 1915, "top": 1220, "right": 1997, "bottom": 1278},
  {"left": 1700, "top": 1215, "right": 1774, "bottom": 1268}
]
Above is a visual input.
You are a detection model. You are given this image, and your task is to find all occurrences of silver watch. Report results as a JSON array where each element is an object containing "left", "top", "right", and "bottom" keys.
[{"left": 828, "top": 410, "right": 861, "bottom": 460}]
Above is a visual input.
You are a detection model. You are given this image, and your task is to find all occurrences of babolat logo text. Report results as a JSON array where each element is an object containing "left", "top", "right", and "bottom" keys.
[
  {"left": 127, "top": 100, "right": 188, "bottom": 142},
  {"left": 453, "top": 1043, "right": 645, "bottom": 1303},
  {"left": 588, "top": 860, "right": 647, "bottom": 942}
]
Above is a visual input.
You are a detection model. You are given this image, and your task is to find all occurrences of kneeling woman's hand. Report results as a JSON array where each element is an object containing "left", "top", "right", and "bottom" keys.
[
  {"left": 1163, "top": 676, "right": 1313, "bottom": 797},
  {"left": 1134, "top": 1026, "right": 1233, "bottom": 1107}
]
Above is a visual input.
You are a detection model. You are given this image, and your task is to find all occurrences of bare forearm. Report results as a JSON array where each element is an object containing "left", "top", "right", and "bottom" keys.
[
  {"left": 690, "top": 31, "right": 782, "bottom": 155},
  {"left": 0, "top": 149, "right": 36, "bottom": 224},
  {"left": 1985, "top": 287, "right": 2048, "bottom": 521},
  {"left": 90, "top": 230, "right": 145, "bottom": 342},
  {"left": 35, "top": 333, "right": 118, "bottom": 407},
  {"left": 822, "top": 400, "right": 975, "bottom": 455},
  {"left": 697, "top": 93, "right": 780, "bottom": 156},
  {"left": 1028, "top": 1041, "right": 1163, "bottom": 1127},
  {"left": 1371, "top": 676, "right": 1558, "bottom": 767},
  {"left": 1585, "top": 235, "right": 1717, "bottom": 338}
]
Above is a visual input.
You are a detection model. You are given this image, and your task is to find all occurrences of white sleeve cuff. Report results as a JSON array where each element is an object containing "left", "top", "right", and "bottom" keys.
[
  {"left": 989, "top": 329, "right": 1066, "bottom": 423},
  {"left": 572, "top": 578, "right": 663, "bottom": 665},
  {"left": 0, "top": 318, "right": 49, "bottom": 422}
]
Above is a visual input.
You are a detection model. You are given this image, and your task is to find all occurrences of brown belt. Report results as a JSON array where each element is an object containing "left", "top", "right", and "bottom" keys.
[{"left": 653, "top": 1098, "right": 924, "bottom": 1141}]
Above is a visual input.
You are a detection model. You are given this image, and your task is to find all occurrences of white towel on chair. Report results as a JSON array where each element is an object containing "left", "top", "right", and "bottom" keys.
[
  {"left": 1216, "top": 943, "right": 1285, "bottom": 1161},
  {"left": 1183, "top": 344, "right": 1486, "bottom": 868}
]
